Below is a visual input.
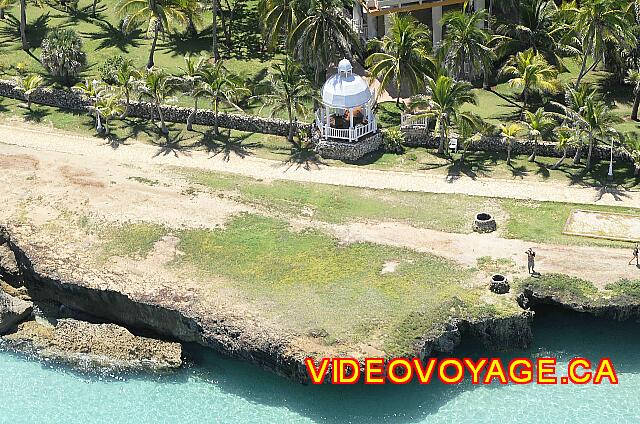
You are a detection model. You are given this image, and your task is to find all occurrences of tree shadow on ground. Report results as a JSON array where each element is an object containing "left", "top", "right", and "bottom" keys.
[
  {"left": 160, "top": 30, "right": 212, "bottom": 59},
  {"left": 152, "top": 129, "right": 197, "bottom": 157},
  {"left": 0, "top": 13, "right": 52, "bottom": 49},
  {"left": 197, "top": 129, "right": 258, "bottom": 161},
  {"left": 22, "top": 106, "right": 49, "bottom": 123},
  {"left": 281, "top": 143, "right": 327, "bottom": 171},
  {"left": 80, "top": 21, "right": 142, "bottom": 52}
]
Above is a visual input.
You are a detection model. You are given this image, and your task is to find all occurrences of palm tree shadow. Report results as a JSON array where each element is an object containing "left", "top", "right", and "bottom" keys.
[
  {"left": 0, "top": 13, "right": 51, "bottom": 49},
  {"left": 22, "top": 107, "right": 49, "bottom": 123},
  {"left": 593, "top": 185, "right": 631, "bottom": 202},
  {"left": 80, "top": 21, "right": 142, "bottom": 52},
  {"left": 509, "top": 164, "right": 529, "bottom": 179},
  {"left": 152, "top": 130, "right": 195, "bottom": 158},
  {"left": 199, "top": 130, "right": 257, "bottom": 161},
  {"left": 281, "top": 144, "right": 327, "bottom": 171},
  {"left": 533, "top": 162, "right": 550, "bottom": 180}
]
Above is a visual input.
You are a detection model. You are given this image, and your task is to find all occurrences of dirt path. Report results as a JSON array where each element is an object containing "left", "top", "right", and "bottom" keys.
[
  {"left": 0, "top": 123, "right": 638, "bottom": 207},
  {"left": 0, "top": 122, "right": 638, "bottom": 288}
]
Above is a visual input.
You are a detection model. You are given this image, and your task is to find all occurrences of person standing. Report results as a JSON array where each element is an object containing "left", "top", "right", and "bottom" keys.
[
  {"left": 526, "top": 248, "right": 536, "bottom": 275},
  {"left": 629, "top": 244, "right": 639, "bottom": 266}
]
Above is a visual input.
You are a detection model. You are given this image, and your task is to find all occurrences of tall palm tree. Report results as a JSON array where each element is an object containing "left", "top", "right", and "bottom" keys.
[
  {"left": 259, "top": 57, "right": 315, "bottom": 144},
  {"left": 366, "top": 13, "right": 433, "bottom": 106},
  {"left": 136, "top": 68, "right": 176, "bottom": 134},
  {"left": 410, "top": 75, "right": 478, "bottom": 154},
  {"left": 19, "top": 0, "right": 28, "bottom": 50},
  {"left": 499, "top": 49, "right": 559, "bottom": 118},
  {"left": 623, "top": 133, "right": 640, "bottom": 175},
  {"left": 454, "top": 112, "right": 483, "bottom": 164},
  {"left": 499, "top": 122, "right": 522, "bottom": 166},
  {"left": 289, "top": 0, "right": 361, "bottom": 86},
  {"left": 495, "top": 0, "right": 575, "bottom": 70},
  {"left": 626, "top": 68, "right": 640, "bottom": 121},
  {"left": 523, "top": 107, "right": 555, "bottom": 162},
  {"left": 259, "top": 0, "right": 304, "bottom": 50},
  {"left": 178, "top": 53, "right": 208, "bottom": 130},
  {"left": 112, "top": 58, "right": 141, "bottom": 117},
  {"left": 440, "top": 9, "right": 493, "bottom": 84},
  {"left": 13, "top": 73, "right": 43, "bottom": 110},
  {"left": 116, "top": 0, "right": 188, "bottom": 69},
  {"left": 571, "top": 0, "right": 635, "bottom": 87},
  {"left": 580, "top": 95, "right": 620, "bottom": 169},
  {"left": 95, "top": 93, "right": 125, "bottom": 135},
  {"left": 210, "top": 0, "right": 219, "bottom": 60},
  {"left": 195, "top": 61, "right": 250, "bottom": 135}
]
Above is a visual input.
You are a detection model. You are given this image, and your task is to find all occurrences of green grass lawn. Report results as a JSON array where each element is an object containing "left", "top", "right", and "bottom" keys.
[
  {"left": 170, "top": 213, "right": 517, "bottom": 355},
  {"left": 177, "top": 167, "right": 640, "bottom": 248}
]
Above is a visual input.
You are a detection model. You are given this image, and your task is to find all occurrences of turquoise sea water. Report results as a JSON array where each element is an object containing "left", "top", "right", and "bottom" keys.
[{"left": 1, "top": 308, "right": 639, "bottom": 424}]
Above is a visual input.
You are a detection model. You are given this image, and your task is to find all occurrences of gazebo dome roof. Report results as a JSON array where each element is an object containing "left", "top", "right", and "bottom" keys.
[{"left": 322, "top": 59, "right": 372, "bottom": 109}]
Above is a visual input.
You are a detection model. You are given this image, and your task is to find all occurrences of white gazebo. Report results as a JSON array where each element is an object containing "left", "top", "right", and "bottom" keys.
[{"left": 315, "top": 59, "right": 377, "bottom": 142}]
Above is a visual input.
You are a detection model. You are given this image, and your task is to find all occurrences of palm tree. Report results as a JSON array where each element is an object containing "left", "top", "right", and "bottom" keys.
[
  {"left": 499, "top": 49, "right": 559, "bottom": 118},
  {"left": 551, "top": 126, "right": 573, "bottom": 169},
  {"left": 626, "top": 69, "right": 640, "bottom": 121},
  {"left": 366, "top": 13, "right": 433, "bottom": 106},
  {"left": 499, "top": 123, "right": 522, "bottom": 166},
  {"left": 259, "top": 57, "right": 315, "bottom": 144},
  {"left": 95, "top": 92, "right": 125, "bottom": 135},
  {"left": 210, "top": 0, "right": 219, "bottom": 60},
  {"left": 13, "top": 73, "right": 43, "bottom": 110},
  {"left": 551, "top": 83, "right": 596, "bottom": 165},
  {"left": 136, "top": 68, "right": 176, "bottom": 134},
  {"left": 411, "top": 75, "right": 478, "bottom": 154},
  {"left": 495, "top": 0, "right": 575, "bottom": 70},
  {"left": 0, "top": 0, "right": 15, "bottom": 19},
  {"left": 259, "top": 0, "right": 303, "bottom": 50},
  {"left": 178, "top": 53, "right": 208, "bottom": 131},
  {"left": 571, "top": 0, "right": 635, "bottom": 87},
  {"left": 580, "top": 95, "right": 620, "bottom": 169},
  {"left": 74, "top": 79, "right": 108, "bottom": 133},
  {"left": 289, "top": 0, "right": 361, "bottom": 86},
  {"left": 195, "top": 61, "right": 250, "bottom": 135},
  {"left": 454, "top": 113, "right": 483, "bottom": 164},
  {"left": 523, "top": 107, "right": 555, "bottom": 162},
  {"left": 623, "top": 133, "right": 640, "bottom": 175},
  {"left": 440, "top": 9, "right": 493, "bottom": 84},
  {"left": 112, "top": 58, "right": 141, "bottom": 117},
  {"left": 116, "top": 0, "right": 188, "bottom": 69},
  {"left": 19, "top": 0, "right": 28, "bottom": 50}
]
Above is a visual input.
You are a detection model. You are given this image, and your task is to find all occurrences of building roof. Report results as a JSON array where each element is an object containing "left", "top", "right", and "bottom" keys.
[{"left": 321, "top": 59, "right": 372, "bottom": 109}]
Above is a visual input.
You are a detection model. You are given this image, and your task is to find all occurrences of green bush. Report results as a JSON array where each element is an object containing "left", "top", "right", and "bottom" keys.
[
  {"left": 40, "top": 28, "right": 86, "bottom": 85},
  {"left": 99, "top": 55, "right": 126, "bottom": 85},
  {"left": 382, "top": 127, "right": 405, "bottom": 154}
]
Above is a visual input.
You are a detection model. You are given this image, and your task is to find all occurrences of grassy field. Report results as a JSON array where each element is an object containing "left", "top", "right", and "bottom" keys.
[
  {"left": 170, "top": 214, "right": 517, "bottom": 354},
  {"left": 177, "top": 167, "right": 640, "bottom": 248}
]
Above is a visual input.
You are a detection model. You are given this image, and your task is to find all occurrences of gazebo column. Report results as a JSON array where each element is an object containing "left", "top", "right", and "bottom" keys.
[
  {"left": 349, "top": 107, "right": 354, "bottom": 141},
  {"left": 325, "top": 106, "right": 330, "bottom": 139}
]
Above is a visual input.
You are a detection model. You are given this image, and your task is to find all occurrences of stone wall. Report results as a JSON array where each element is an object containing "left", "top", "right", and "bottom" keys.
[
  {"left": 0, "top": 79, "right": 311, "bottom": 137},
  {"left": 313, "top": 131, "right": 383, "bottom": 161},
  {"left": 402, "top": 128, "right": 632, "bottom": 162}
]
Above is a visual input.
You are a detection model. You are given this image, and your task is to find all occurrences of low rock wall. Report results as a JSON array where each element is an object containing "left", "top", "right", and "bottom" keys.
[{"left": 313, "top": 131, "right": 383, "bottom": 161}]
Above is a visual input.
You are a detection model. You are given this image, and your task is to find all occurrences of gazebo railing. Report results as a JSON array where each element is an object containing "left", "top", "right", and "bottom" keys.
[
  {"left": 315, "top": 109, "right": 377, "bottom": 142},
  {"left": 400, "top": 113, "right": 430, "bottom": 129}
]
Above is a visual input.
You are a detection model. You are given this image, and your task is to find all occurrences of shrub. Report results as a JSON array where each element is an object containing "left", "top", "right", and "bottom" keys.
[
  {"left": 40, "top": 28, "right": 86, "bottom": 85},
  {"left": 99, "top": 55, "right": 126, "bottom": 85},
  {"left": 382, "top": 127, "right": 405, "bottom": 154}
]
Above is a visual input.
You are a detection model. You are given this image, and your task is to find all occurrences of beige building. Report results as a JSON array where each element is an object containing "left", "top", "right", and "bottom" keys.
[{"left": 350, "top": 0, "right": 486, "bottom": 46}]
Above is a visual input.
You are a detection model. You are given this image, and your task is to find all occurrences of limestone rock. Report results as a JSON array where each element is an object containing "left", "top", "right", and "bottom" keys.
[
  {"left": 0, "top": 290, "right": 33, "bottom": 334},
  {"left": 0, "top": 243, "right": 21, "bottom": 285},
  {"left": 3, "top": 318, "right": 182, "bottom": 371}
]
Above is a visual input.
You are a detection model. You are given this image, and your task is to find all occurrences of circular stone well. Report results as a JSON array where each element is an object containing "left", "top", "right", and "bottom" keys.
[
  {"left": 489, "top": 274, "right": 510, "bottom": 294},
  {"left": 473, "top": 213, "right": 497, "bottom": 233}
]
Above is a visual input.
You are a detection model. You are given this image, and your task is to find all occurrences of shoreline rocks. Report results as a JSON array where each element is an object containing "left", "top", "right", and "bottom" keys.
[
  {"left": 0, "top": 291, "right": 33, "bottom": 334},
  {"left": 2, "top": 318, "right": 183, "bottom": 371}
]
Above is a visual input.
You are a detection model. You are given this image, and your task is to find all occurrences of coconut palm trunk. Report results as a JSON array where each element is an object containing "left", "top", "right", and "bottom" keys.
[
  {"left": 0, "top": 9, "right": 5, "bottom": 19},
  {"left": 528, "top": 137, "right": 537, "bottom": 162},
  {"left": 507, "top": 141, "right": 513, "bottom": 166},
  {"left": 156, "top": 98, "right": 168, "bottom": 134},
  {"left": 187, "top": 97, "right": 198, "bottom": 131},
  {"left": 212, "top": 0, "right": 220, "bottom": 60},
  {"left": 573, "top": 145, "right": 582, "bottom": 165},
  {"left": 19, "top": 0, "right": 28, "bottom": 51},
  {"left": 121, "top": 89, "right": 130, "bottom": 118},
  {"left": 437, "top": 115, "right": 446, "bottom": 154},
  {"left": 213, "top": 97, "right": 219, "bottom": 135},
  {"left": 147, "top": 23, "right": 160, "bottom": 69},
  {"left": 585, "top": 132, "right": 595, "bottom": 169},
  {"left": 92, "top": 0, "right": 98, "bottom": 16},
  {"left": 552, "top": 148, "right": 567, "bottom": 169},
  {"left": 632, "top": 91, "right": 640, "bottom": 121},
  {"left": 287, "top": 106, "right": 295, "bottom": 144}
]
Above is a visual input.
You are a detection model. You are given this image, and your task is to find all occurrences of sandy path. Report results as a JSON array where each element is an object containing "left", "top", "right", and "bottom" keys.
[{"left": 0, "top": 123, "right": 638, "bottom": 207}]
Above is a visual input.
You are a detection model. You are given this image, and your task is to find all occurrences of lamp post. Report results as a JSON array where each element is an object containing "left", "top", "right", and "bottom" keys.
[{"left": 608, "top": 135, "right": 614, "bottom": 181}]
